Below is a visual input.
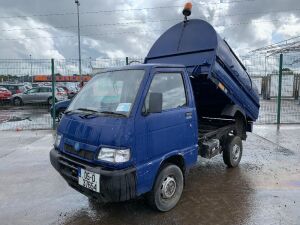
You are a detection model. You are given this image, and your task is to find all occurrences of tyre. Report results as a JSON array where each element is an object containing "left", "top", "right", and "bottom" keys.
[
  {"left": 223, "top": 136, "right": 243, "bottom": 168},
  {"left": 57, "top": 109, "right": 65, "bottom": 122},
  {"left": 13, "top": 97, "right": 23, "bottom": 106},
  {"left": 48, "top": 97, "right": 56, "bottom": 105},
  {"left": 147, "top": 164, "right": 184, "bottom": 212},
  {"left": 235, "top": 115, "right": 246, "bottom": 140}
]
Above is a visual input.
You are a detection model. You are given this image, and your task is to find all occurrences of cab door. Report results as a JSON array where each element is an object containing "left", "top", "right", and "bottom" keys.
[
  {"left": 38, "top": 87, "right": 51, "bottom": 103},
  {"left": 144, "top": 68, "right": 197, "bottom": 160},
  {"left": 22, "top": 88, "right": 39, "bottom": 103}
]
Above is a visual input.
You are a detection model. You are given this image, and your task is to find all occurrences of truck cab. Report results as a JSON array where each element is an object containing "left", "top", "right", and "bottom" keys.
[
  {"left": 50, "top": 64, "right": 199, "bottom": 210},
  {"left": 50, "top": 18, "right": 259, "bottom": 212}
]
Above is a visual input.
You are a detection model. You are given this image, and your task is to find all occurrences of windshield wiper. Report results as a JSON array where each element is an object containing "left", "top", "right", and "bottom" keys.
[
  {"left": 64, "top": 108, "right": 98, "bottom": 115},
  {"left": 99, "top": 111, "right": 127, "bottom": 117},
  {"left": 77, "top": 108, "right": 98, "bottom": 113}
]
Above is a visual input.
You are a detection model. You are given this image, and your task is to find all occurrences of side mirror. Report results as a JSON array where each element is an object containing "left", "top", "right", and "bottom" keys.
[{"left": 148, "top": 92, "right": 162, "bottom": 113}]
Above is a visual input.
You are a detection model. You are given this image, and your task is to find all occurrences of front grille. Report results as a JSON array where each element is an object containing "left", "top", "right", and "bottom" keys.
[{"left": 64, "top": 143, "right": 95, "bottom": 160}]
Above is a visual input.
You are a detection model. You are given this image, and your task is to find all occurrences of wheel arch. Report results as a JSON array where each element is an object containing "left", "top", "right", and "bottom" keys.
[
  {"left": 221, "top": 104, "right": 246, "bottom": 119},
  {"left": 152, "top": 154, "right": 186, "bottom": 188},
  {"left": 160, "top": 154, "right": 186, "bottom": 174}
]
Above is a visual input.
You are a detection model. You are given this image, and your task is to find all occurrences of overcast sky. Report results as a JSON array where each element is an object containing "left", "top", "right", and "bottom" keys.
[{"left": 0, "top": 0, "right": 300, "bottom": 60}]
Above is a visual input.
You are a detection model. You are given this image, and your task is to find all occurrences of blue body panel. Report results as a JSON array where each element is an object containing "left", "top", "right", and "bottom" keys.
[
  {"left": 56, "top": 65, "right": 198, "bottom": 195},
  {"left": 145, "top": 19, "right": 260, "bottom": 121}
]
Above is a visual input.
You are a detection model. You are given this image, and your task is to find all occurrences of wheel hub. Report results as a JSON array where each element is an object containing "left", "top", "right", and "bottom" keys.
[
  {"left": 161, "top": 176, "right": 176, "bottom": 199},
  {"left": 232, "top": 144, "right": 240, "bottom": 161}
]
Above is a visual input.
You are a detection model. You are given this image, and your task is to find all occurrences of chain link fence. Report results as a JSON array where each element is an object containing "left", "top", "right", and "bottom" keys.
[
  {"left": 242, "top": 53, "right": 300, "bottom": 124},
  {"left": 0, "top": 57, "right": 144, "bottom": 130},
  {"left": 0, "top": 54, "right": 300, "bottom": 130}
]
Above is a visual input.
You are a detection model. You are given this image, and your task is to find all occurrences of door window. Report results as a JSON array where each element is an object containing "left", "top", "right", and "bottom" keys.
[
  {"left": 27, "top": 88, "right": 39, "bottom": 94},
  {"left": 146, "top": 72, "right": 187, "bottom": 111},
  {"left": 39, "top": 87, "right": 51, "bottom": 93}
]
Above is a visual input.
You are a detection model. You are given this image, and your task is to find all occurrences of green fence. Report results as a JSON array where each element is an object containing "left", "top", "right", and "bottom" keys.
[
  {"left": 242, "top": 53, "right": 300, "bottom": 124},
  {"left": 0, "top": 57, "right": 144, "bottom": 130},
  {"left": 0, "top": 55, "right": 300, "bottom": 131}
]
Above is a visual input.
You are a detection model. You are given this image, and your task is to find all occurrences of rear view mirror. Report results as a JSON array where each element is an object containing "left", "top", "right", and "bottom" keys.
[{"left": 148, "top": 92, "right": 162, "bottom": 113}]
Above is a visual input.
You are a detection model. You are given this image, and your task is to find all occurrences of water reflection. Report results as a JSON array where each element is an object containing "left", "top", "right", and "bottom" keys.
[{"left": 62, "top": 158, "right": 253, "bottom": 225}]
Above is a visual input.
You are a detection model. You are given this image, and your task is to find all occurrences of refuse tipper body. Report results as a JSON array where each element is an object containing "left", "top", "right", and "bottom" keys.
[{"left": 50, "top": 18, "right": 260, "bottom": 212}]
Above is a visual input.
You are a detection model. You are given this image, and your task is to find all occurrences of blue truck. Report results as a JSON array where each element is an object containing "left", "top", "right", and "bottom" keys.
[{"left": 50, "top": 11, "right": 260, "bottom": 212}]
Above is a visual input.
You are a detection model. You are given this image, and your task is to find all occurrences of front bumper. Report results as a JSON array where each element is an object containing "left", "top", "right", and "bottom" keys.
[{"left": 50, "top": 149, "right": 136, "bottom": 202}]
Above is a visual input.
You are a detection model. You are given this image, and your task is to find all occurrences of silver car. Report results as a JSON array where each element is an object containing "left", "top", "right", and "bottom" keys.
[{"left": 12, "top": 86, "right": 68, "bottom": 105}]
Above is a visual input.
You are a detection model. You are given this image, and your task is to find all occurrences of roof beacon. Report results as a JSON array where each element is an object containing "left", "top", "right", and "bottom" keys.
[{"left": 182, "top": 2, "right": 192, "bottom": 22}]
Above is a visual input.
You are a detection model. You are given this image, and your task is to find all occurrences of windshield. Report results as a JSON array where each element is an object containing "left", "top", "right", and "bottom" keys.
[{"left": 67, "top": 69, "right": 145, "bottom": 116}]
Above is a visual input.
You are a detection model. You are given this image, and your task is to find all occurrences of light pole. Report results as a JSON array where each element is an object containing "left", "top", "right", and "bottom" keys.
[
  {"left": 30, "top": 54, "right": 33, "bottom": 83},
  {"left": 75, "top": 0, "right": 82, "bottom": 80}
]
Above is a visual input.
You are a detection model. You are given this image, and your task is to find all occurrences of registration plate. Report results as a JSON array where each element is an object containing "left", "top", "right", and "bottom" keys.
[{"left": 78, "top": 168, "right": 100, "bottom": 193}]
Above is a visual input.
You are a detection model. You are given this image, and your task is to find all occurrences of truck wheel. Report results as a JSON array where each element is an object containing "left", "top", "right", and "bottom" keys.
[
  {"left": 147, "top": 164, "right": 183, "bottom": 212},
  {"left": 223, "top": 136, "right": 242, "bottom": 168},
  {"left": 235, "top": 115, "right": 246, "bottom": 140}
]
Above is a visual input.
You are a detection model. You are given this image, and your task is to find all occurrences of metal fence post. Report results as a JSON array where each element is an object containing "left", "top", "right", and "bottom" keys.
[
  {"left": 277, "top": 54, "right": 283, "bottom": 129},
  {"left": 51, "top": 59, "right": 56, "bottom": 130}
]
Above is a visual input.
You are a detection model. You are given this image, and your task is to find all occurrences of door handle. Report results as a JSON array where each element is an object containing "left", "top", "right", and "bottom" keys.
[{"left": 185, "top": 112, "right": 192, "bottom": 119}]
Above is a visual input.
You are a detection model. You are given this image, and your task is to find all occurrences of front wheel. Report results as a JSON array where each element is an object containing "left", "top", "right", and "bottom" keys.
[
  {"left": 223, "top": 136, "right": 243, "bottom": 168},
  {"left": 13, "top": 97, "right": 23, "bottom": 106},
  {"left": 147, "top": 164, "right": 184, "bottom": 212},
  {"left": 48, "top": 97, "right": 56, "bottom": 105}
]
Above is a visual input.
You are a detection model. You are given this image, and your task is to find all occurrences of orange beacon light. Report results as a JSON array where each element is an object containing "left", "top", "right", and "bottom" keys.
[{"left": 182, "top": 2, "right": 192, "bottom": 17}]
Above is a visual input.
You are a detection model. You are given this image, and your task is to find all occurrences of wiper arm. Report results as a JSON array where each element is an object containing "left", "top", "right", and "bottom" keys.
[
  {"left": 64, "top": 108, "right": 98, "bottom": 115},
  {"left": 76, "top": 108, "right": 98, "bottom": 113},
  {"left": 99, "top": 111, "right": 127, "bottom": 117}
]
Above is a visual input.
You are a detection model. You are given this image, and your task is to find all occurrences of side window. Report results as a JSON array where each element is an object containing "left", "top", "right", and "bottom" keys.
[
  {"left": 39, "top": 87, "right": 51, "bottom": 93},
  {"left": 146, "top": 72, "right": 187, "bottom": 111},
  {"left": 27, "top": 88, "right": 38, "bottom": 94}
]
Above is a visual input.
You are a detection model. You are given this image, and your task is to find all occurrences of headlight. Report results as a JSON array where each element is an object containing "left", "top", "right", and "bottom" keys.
[
  {"left": 54, "top": 134, "right": 62, "bottom": 148},
  {"left": 97, "top": 147, "right": 130, "bottom": 163}
]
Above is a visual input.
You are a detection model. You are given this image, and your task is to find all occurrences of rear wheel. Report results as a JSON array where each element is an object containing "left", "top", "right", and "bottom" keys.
[
  {"left": 13, "top": 97, "right": 23, "bottom": 106},
  {"left": 223, "top": 136, "right": 242, "bottom": 168},
  {"left": 235, "top": 115, "right": 246, "bottom": 140},
  {"left": 147, "top": 164, "right": 183, "bottom": 212}
]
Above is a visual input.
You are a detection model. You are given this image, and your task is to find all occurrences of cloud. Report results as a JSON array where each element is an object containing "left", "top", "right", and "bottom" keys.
[
  {"left": 278, "top": 14, "right": 300, "bottom": 37},
  {"left": 0, "top": 17, "right": 64, "bottom": 59},
  {"left": 0, "top": 0, "right": 299, "bottom": 61}
]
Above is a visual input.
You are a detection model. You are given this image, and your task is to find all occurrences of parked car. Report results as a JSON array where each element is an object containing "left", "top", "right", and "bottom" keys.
[
  {"left": 0, "top": 86, "right": 12, "bottom": 103},
  {"left": 31, "top": 83, "right": 40, "bottom": 88},
  {"left": 0, "top": 84, "right": 28, "bottom": 94},
  {"left": 58, "top": 86, "right": 78, "bottom": 99},
  {"left": 50, "top": 99, "right": 71, "bottom": 121},
  {"left": 11, "top": 86, "right": 68, "bottom": 105}
]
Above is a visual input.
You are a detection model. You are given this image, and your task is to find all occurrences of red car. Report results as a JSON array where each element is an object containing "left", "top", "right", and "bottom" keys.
[
  {"left": 58, "top": 86, "right": 78, "bottom": 99},
  {"left": 0, "top": 87, "right": 12, "bottom": 103}
]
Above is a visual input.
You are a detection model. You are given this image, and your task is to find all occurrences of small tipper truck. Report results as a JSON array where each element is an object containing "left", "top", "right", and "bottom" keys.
[{"left": 50, "top": 4, "right": 260, "bottom": 212}]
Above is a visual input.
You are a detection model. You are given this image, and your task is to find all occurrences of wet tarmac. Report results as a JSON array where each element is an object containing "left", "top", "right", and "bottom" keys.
[
  {"left": 0, "top": 125, "right": 299, "bottom": 225},
  {"left": 0, "top": 105, "right": 51, "bottom": 130}
]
